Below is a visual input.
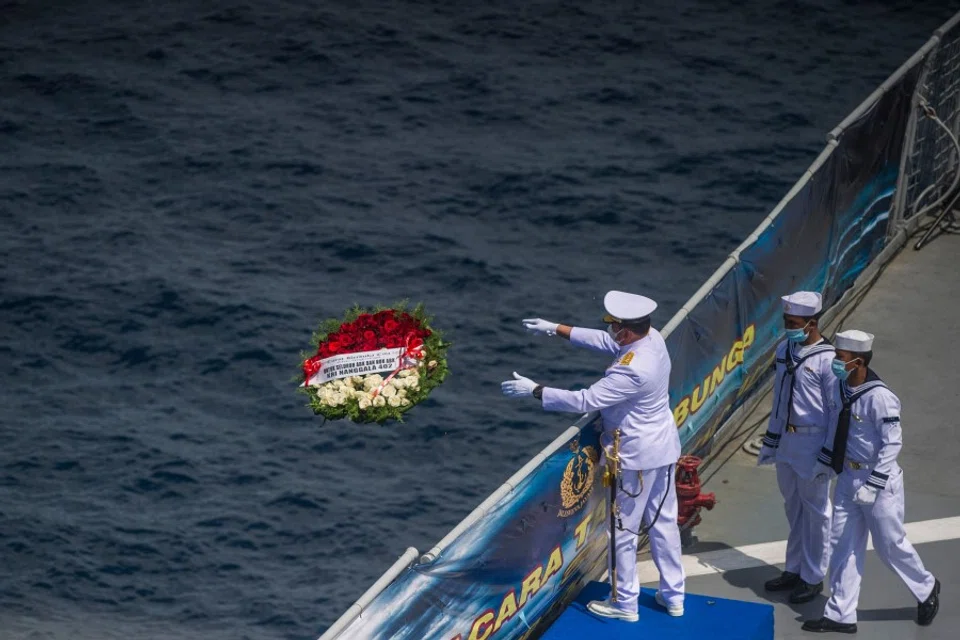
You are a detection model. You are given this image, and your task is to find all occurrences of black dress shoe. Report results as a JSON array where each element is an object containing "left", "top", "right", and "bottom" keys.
[
  {"left": 918, "top": 578, "right": 940, "bottom": 626},
  {"left": 801, "top": 617, "right": 857, "bottom": 634},
  {"left": 790, "top": 580, "right": 824, "bottom": 604},
  {"left": 765, "top": 571, "right": 801, "bottom": 591}
]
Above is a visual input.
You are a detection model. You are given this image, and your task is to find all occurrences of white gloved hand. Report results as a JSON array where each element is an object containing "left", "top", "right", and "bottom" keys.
[
  {"left": 522, "top": 318, "right": 559, "bottom": 337},
  {"left": 501, "top": 371, "right": 539, "bottom": 398},
  {"left": 853, "top": 484, "right": 878, "bottom": 505},
  {"left": 756, "top": 446, "right": 777, "bottom": 466}
]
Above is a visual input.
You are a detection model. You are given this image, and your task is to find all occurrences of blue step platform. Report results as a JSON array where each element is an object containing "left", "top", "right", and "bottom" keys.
[{"left": 542, "top": 581, "right": 774, "bottom": 640}]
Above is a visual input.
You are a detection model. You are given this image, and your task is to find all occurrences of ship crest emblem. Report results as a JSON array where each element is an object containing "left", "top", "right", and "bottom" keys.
[{"left": 559, "top": 442, "right": 599, "bottom": 518}]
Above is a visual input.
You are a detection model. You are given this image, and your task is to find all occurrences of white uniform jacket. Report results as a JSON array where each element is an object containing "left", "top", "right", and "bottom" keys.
[
  {"left": 761, "top": 338, "right": 836, "bottom": 479},
  {"left": 817, "top": 369, "right": 903, "bottom": 491},
  {"left": 541, "top": 327, "right": 681, "bottom": 471}
]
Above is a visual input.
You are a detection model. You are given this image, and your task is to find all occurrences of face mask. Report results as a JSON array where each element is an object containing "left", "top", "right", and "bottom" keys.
[
  {"left": 831, "top": 358, "right": 859, "bottom": 381},
  {"left": 785, "top": 321, "right": 812, "bottom": 343}
]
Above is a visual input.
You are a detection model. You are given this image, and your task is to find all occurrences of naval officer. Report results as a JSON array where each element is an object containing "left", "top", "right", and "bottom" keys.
[
  {"left": 500, "top": 290, "right": 685, "bottom": 622},
  {"left": 757, "top": 292, "right": 836, "bottom": 603},
  {"left": 802, "top": 329, "right": 939, "bottom": 634}
]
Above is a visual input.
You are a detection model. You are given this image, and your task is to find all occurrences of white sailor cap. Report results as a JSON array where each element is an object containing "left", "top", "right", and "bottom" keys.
[
  {"left": 602, "top": 290, "right": 657, "bottom": 324},
  {"left": 834, "top": 329, "right": 875, "bottom": 353},
  {"left": 781, "top": 291, "right": 822, "bottom": 317}
]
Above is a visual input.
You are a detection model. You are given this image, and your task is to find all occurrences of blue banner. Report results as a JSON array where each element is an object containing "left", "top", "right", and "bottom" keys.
[{"left": 335, "top": 423, "right": 608, "bottom": 640}]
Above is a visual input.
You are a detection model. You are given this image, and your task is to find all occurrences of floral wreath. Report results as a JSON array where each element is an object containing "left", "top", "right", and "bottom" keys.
[{"left": 298, "top": 302, "right": 449, "bottom": 424}]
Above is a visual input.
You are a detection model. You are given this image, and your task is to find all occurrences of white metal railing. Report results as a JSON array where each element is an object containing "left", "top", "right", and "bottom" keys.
[
  {"left": 317, "top": 547, "right": 420, "bottom": 640},
  {"left": 892, "top": 10, "right": 960, "bottom": 237},
  {"left": 317, "top": 8, "right": 960, "bottom": 639}
]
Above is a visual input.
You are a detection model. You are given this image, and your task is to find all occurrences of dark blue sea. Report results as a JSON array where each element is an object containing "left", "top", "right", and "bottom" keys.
[{"left": 1, "top": 1, "right": 955, "bottom": 638}]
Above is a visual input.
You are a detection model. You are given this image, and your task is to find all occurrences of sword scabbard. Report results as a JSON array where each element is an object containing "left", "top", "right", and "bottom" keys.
[{"left": 607, "top": 429, "right": 622, "bottom": 602}]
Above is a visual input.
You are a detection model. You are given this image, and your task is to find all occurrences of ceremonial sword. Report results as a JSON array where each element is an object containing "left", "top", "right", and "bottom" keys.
[{"left": 602, "top": 428, "right": 622, "bottom": 603}]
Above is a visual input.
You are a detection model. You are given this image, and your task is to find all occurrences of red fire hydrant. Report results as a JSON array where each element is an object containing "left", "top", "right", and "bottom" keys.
[{"left": 675, "top": 455, "right": 716, "bottom": 547}]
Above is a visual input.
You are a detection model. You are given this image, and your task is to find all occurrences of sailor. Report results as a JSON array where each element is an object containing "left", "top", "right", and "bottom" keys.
[
  {"left": 802, "top": 329, "right": 940, "bottom": 634},
  {"left": 757, "top": 292, "right": 836, "bottom": 603},
  {"left": 500, "top": 290, "right": 684, "bottom": 622}
]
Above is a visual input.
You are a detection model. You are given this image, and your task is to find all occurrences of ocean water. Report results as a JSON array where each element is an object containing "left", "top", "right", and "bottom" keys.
[{"left": 1, "top": 1, "right": 955, "bottom": 638}]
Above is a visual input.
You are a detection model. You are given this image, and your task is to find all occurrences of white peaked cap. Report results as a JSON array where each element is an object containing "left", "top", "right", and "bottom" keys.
[
  {"left": 781, "top": 291, "right": 822, "bottom": 317},
  {"left": 603, "top": 290, "right": 658, "bottom": 323},
  {"left": 835, "top": 329, "right": 875, "bottom": 353}
]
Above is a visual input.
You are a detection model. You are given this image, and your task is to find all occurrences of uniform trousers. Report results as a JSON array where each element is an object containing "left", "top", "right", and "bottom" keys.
[
  {"left": 823, "top": 468, "right": 936, "bottom": 624},
  {"left": 607, "top": 464, "right": 685, "bottom": 613},
  {"left": 776, "top": 461, "right": 832, "bottom": 584}
]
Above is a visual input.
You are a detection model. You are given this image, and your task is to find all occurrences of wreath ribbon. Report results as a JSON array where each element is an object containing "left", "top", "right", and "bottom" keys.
[
  {"left": 371, "top": 333, "right": 426, "bottom": 398},
  {"left": 303, "top": 355, "right": 323, "bottom": 384}
]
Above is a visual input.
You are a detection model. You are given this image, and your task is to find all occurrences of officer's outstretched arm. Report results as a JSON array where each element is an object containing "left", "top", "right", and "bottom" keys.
[
  {"left": 541, "top": 371, "right": 642, "bottom": 413},
  {"left": 566, "top": 327, "right": 620, "bottom": 355}
]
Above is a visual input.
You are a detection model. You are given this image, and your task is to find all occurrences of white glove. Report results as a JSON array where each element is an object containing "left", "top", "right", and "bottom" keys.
[
  {"left": 522, "top": 318, "right": 559, "bottom": 337},
  {"left": 501, "top": 371, "right": 539, "bottom": 398},
  {"left": 756, "top": 446, "right": 777, "bottom": 466},
  {"left": 853, "top": 484, "right": 878, "bottom": 505}
]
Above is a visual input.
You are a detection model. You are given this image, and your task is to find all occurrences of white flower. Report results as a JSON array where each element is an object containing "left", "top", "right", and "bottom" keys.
[
  {"left": 373, "top": 395, "right": 386, "bottom": 407},
  {"left": 358, "top": 398, "right": 371, "bottom": 410},
  {"left": 387, "top": 395, "right": 402, "bottom": 407},
  {"left": 380, "top": 385, "right": 397, "bottom": 398},
  {"left": 396, "top": 388, "right": 407, "bottom": 398},
  {"left": 349, "top": 376, "right": 364, "bottom": 387},
  {"left": 400, "top": 398, "right": 410, "bottom": 406},
  {"left": 398, "top": 368, "right": 415, "bottom": 379},
  {"left": 363, "top": 375, "right": 384, "bottom": 392},
  {"left": 330, "top": 392, "right": 345, "bottom": 407},
  {"left": 428, "top": 360, "right": 438, "bottom": 369}
]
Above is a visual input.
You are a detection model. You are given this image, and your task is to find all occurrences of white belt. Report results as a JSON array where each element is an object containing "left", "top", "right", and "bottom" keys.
[{"left": 785, "top": 424, "right": 825, "bottom": 435}]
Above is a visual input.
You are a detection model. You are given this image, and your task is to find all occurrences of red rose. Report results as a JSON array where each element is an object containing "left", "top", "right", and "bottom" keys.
[
  {"left": 363, "top": 330, "right": 376, "bottom": 342},
  {"left": 408, "top": 336, "right": 424, "bottom": 349},
  {"left": 326, "top": 340, "right": 340, "bottom": 354},
  {"left": 339, "top": 333, "right": 356, "bottom": 348},
  {"left": 385, "top": 336, "right": 402, "bottom": 349},
  {"left": 318, "top": 344, "right": 330, "bottom": 358},
  {"left": 383, "top": 319, "right": 399, "bottom": 333},
  {"left": 362, "top": 339, "right": 377, "bottom": 351}
]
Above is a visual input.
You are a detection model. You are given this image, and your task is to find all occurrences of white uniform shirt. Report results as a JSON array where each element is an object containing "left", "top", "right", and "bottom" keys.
[
  {"left": 817, "top": 370, "right": 903, "bottom": 491},
  {"left": 541, "top": 327, "right": 681, "bottom": 471},
  {"left": 762, "top": 338, "right": 835, "bottom": 478}
]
